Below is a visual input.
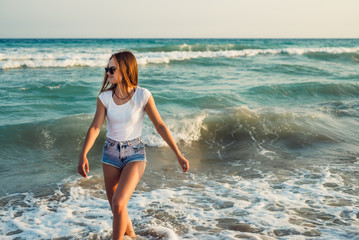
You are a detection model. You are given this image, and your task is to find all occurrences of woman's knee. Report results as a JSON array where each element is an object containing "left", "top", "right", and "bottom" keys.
[{"left": 111, "top": 197, "right": 128, "bottom": 215}]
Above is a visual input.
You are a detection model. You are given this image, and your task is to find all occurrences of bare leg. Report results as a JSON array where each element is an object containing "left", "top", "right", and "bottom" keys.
[
  {"left": 125, "top": 217, "right": 135, "bottom": 238},
  {"left": 111, "top": 161, "right": 146, "bottom": 240},
  {"left": 102, "top": 163, "right": 141, "bottom": 239}
]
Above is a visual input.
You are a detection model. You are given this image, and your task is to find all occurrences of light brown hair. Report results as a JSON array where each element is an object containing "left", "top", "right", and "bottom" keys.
[{"left": 99, "top": 51, "right": 138, "bottom": 94}]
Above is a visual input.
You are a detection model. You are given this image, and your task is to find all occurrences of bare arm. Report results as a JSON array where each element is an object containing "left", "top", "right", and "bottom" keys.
[
  {"left": 145, "top": 95, "right": 189, "bottom": 172},
  {"left": 78, "top": 97, "right": 106, "bottom": 178}
]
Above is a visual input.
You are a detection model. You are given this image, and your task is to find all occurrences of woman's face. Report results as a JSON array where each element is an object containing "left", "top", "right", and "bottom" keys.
[{"left": 107, "top": 58, "right": 122, "bottom": 84}]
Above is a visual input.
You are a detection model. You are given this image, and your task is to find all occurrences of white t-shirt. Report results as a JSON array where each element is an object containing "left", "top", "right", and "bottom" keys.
[{"left": 98, "top": 86, "right": 152, "bottom": 141}]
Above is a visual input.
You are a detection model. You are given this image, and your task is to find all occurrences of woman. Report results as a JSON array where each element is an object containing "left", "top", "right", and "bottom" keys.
[{"left": 77, "top": 51, "right": 189, "bottom": 240}]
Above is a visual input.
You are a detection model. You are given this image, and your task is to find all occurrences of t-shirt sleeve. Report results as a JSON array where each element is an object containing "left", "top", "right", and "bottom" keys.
[
  {"left": 142, "top": 88, "right": 152, "bottom": 108},
  {"left": 98, "top": 91, "right": 108, "bottom": 108}
]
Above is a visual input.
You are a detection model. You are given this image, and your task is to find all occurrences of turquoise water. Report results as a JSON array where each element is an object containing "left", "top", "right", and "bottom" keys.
[{"left": 0, "top": 39, "right": 359, "bottom": 239}]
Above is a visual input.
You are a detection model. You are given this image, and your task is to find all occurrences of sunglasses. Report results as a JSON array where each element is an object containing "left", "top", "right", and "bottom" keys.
[{"left": 105, "top": 67, "right": 117, "bottom": 75}]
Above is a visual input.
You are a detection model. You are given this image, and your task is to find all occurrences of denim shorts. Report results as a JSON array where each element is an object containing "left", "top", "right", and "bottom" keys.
[{"left": 102, "top": 137, "right": 147, "bottom": 169}]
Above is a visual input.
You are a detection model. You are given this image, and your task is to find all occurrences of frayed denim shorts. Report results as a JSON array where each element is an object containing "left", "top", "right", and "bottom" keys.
[{"left": 102, "top": 137, "right": 147, "bottom": 169}]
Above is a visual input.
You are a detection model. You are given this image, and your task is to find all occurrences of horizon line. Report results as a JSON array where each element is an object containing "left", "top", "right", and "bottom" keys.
[{"left": 1, "top": 37, "right": 359, "bottom": 40}]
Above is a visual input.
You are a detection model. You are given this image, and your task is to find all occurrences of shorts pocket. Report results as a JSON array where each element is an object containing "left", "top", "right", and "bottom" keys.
[
  {"left": 128, "top": 138, "right": 144, "bottom": 151},
  {"left": 103, "top": 138, "right": 116, "bottom": 151}
]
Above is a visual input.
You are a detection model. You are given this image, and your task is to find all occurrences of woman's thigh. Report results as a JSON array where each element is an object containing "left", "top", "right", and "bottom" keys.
[
  {"left": 112, "top": 161, "right": 146, "bottom": 205},
  {"left": 102, "top": 163, "right": 122, "bottom": 206}
]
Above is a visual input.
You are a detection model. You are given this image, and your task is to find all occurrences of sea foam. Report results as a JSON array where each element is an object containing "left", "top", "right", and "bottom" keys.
[
  {"left": 1, "top": 166, "right": 358, "bottom": 239},
  {"left": 1, "top": 46, "right": 359, "bottom": 69}
]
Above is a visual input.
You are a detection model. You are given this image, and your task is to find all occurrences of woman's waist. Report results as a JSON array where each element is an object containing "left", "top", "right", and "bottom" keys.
[{"left": 105, "top": 133, "right": 142, "bottom": 143}]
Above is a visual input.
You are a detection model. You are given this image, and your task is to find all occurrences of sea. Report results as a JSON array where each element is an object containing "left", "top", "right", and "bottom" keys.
[{"left": 0, "top": 38, "right": 358, "bottom": 240}]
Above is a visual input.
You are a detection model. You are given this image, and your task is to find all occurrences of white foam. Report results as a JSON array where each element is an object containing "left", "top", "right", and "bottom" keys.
[
  {"left": 1, "top": 46, "right": 359, "bottom": 69},
  {"left": 142, "top": 111, "right": 206, "bottom": 147},
  {"left": 158, "top": 168, "right": 353, "bottom": 238},
  {"left": 47, "top": 84, "right": 61, "bottom": 89},
  {"left": 0, "top": 47, "right": 110, "bottom": 69},
  {"left": 151, "top": 226, "right": 179, "bottom": 240},
  {"left": 0, "top": 178, "right": 112, "bottom": 239},
  {"left": 1, "top": 165, "right": 358, "bottom": 239},
  {"left": 136, "top": 47, "right": 359, "bottom": 65}
]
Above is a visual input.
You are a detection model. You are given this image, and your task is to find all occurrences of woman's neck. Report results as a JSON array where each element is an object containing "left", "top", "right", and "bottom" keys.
[{"left": 115, "top": 85, "right": 134, "bottom": 97}]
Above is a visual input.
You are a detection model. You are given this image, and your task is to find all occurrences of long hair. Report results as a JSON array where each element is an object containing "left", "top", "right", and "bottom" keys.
[{"left": 99, "top": 51, "right": 138, "bottom": 95}]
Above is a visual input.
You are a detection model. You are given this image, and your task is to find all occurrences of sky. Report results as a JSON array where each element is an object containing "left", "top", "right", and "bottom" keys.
[{"left": 0, "top": 0, "right": 358, "bottom": 38}]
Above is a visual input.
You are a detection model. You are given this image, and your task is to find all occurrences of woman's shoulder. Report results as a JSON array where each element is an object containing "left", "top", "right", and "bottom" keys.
[
  {"left": 100, "top": 89, "right": 113, "bottom": 94},
  {"left": 136, "top": 86, "right": 151, "bottom": 97},
  {"left": 136, "top": 86, "right": 150, "bottom": 93},
  {"left": 99, "top": 90, "right": 112, "bottom": 97},
  {"left": 98, "top": 90, "right": 112, "bottom": 107},
  {"left": 134, "top": 86, "right": 152, "bottom": 107}
]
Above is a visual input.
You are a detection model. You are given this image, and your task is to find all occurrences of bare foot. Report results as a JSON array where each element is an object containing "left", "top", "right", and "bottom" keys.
[
  {"left": 125, "top": 218, "right": 136, "bottom": 238},
  {"left": 123, "top": 236, "right": 136, "bottom": 240},
  {"left": 125, "top": 231, "right": 136, "bottom": 239}
]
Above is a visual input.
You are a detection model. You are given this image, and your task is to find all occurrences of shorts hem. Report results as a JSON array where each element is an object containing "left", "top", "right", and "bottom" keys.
[
  {"left": 101, "top": 161, "right": 122, "bottom": 169},
  {"left": 102, "top": 159, "right": 147, "bottom": 170},
  {"left": 127, "top": 159, "right": 147, "bottom": 164}
]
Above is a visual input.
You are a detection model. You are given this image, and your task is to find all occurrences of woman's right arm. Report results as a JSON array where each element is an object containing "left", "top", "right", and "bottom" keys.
[{"left": 78, "top": 97, "right": 106, "bottom": 178}]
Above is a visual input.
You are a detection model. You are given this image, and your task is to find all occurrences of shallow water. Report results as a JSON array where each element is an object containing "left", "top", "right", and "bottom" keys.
[{"left": 0, "top": 38, "right": 359, "bottom": 239}]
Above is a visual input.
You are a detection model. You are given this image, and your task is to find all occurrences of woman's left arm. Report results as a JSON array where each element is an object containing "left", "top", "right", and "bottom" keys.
[{"left": 145, "top": 95, "right": 189, "bottom": 173}]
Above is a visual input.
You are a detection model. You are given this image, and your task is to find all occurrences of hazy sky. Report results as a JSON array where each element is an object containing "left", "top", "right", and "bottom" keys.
[{"left": 0, "top": 0, "right": 358, "bottom": 38}]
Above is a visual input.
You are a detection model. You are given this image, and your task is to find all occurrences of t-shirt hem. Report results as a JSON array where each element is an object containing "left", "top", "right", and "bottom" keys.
[{"left": 106, "top": 134, "right": 142, "bottom": 142}]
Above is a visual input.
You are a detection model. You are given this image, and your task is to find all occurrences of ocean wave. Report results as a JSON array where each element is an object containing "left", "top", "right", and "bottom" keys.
[
  {"left": 142, "top": 111, "right": 206, "bottom": 147},
  {"left": 248, "top": 82, "right": 359, "bottom": 98},
  {"left": 1, "top": 46, "right": 358, "bottom": 69},
  {"left": 133, "top": 43, "right": 251, "bottom": 52},
  {"left": 0, "top": 48, "right": 111, "bottom": 69},
  {"left": 200, "top": 106, "right": 340, "bottom": 150},
  {"left": 251, "top": 63, "right": 332, "bottom": 76},
  {"left": 0, "top": 107, "right": 342, "bottom": 152},
  {"left": 318, "top": 100, "right": 359, "bottom": 118},
  {"left": 131, "top": 47, "right": 359, "bottom": 65}
]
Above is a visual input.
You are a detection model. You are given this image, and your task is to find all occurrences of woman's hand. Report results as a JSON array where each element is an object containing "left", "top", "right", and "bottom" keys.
[
  {"left": 177, "top": 154, "right": 189, "bottom": 173},
  {"left": 145, "top": 96, "right": 190, "bottom": 173},
  {"left": 78, "top": 154, "right": 90, "bottom": 178}
]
